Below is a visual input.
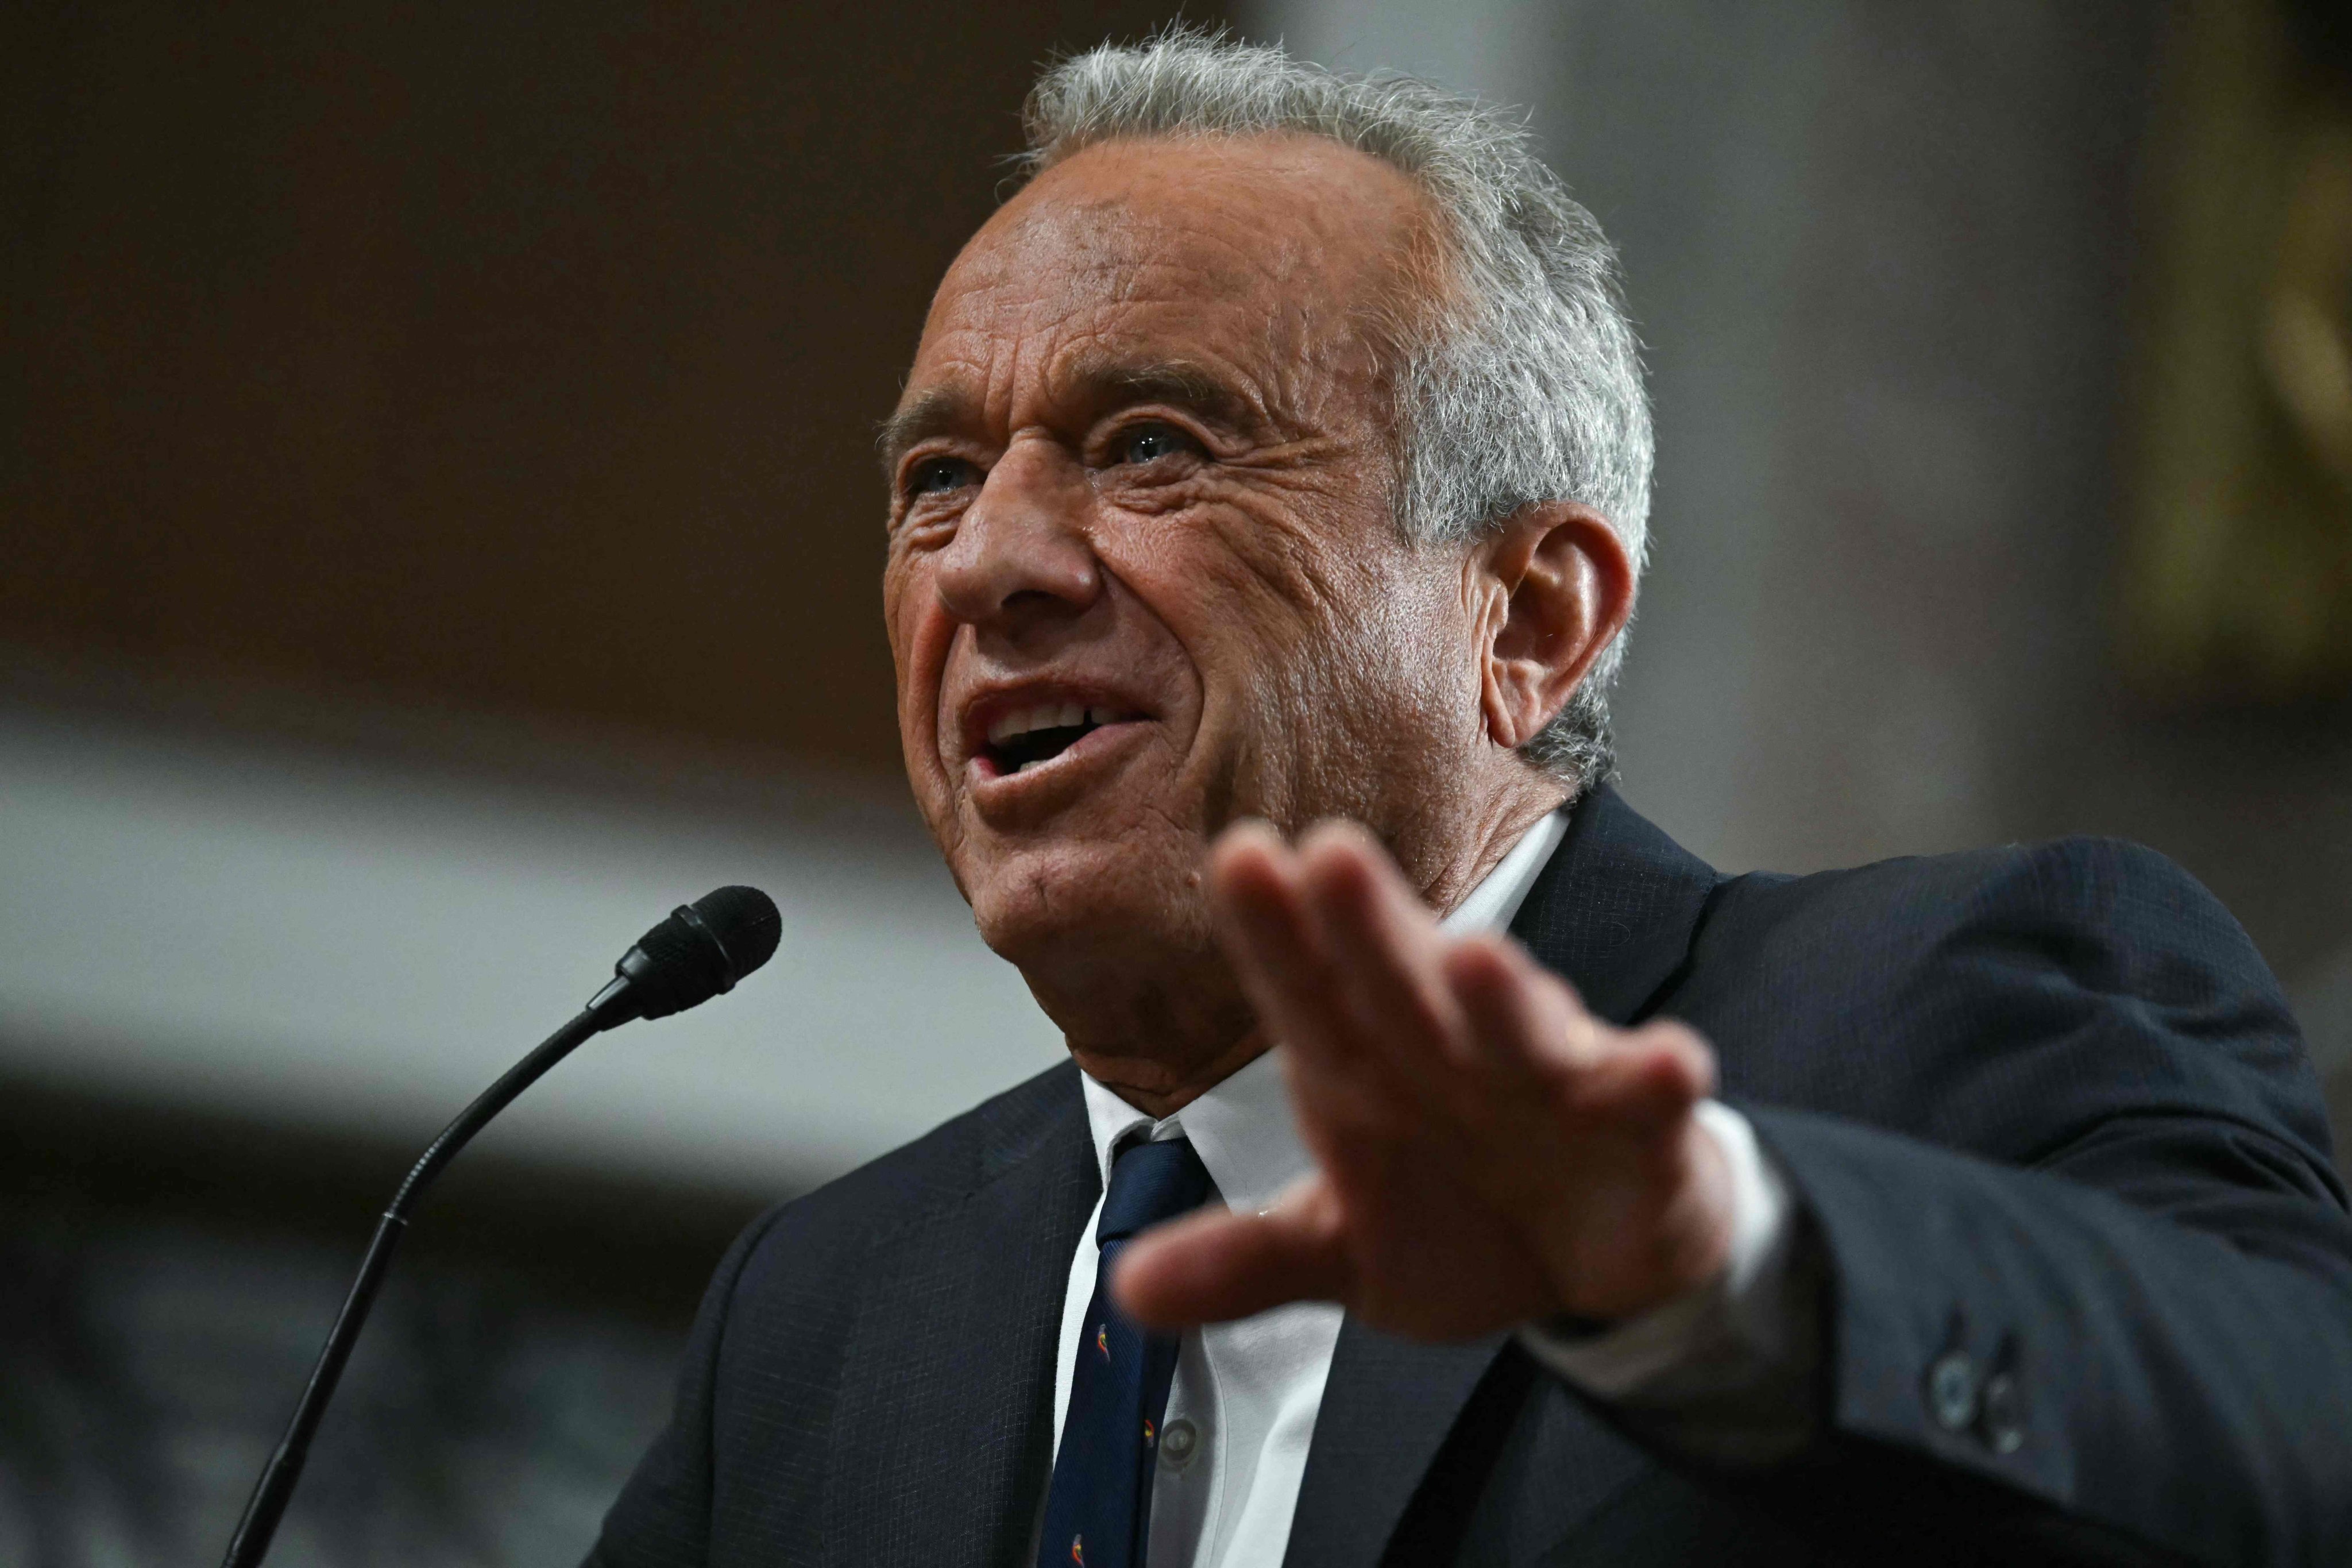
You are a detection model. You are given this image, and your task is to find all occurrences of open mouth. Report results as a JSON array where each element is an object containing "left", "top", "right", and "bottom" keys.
[{"left": 979, "top": 702, "right": 1138, "bottom": 777}]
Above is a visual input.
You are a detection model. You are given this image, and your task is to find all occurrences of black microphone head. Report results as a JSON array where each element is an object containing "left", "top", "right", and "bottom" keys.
[
  {"left": 609, "top": 885, "right": 781, "bottom": 1021},
  {"left": 686, "top": 885, "right": 782, "bottom": 976}
]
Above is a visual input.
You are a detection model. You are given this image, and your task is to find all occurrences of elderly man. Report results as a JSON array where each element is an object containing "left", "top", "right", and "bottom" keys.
[{"left": 589, "top": 32, "right": 2352, "bottom": 1568}]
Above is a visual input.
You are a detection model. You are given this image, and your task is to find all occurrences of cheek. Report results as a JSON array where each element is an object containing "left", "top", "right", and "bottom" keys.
[
  {"left": 1137, "top": 512, "right": 1383, "bottom": 797},
  {"left": 1213, "top": 532, "right": 1473, "bottom": 758},
  {"left": 1382, "top": 568, "right": 1480, "bottom": 692},
  {"left": 1099, "top": 518, "right": 1317, "bottom": 741},
  {"left": 882, "top": 558, "right": 953, "bottom": 752},
  {"left": 1178, "top": 508, "right": 1345, "bottom": 653},
  {"left": 1202, "top": 514, "right": 1392, "bottom": 678}
]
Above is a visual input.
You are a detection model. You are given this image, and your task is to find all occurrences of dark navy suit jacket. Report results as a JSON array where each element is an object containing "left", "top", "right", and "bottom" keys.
[{"left": 587, "top": 787, "right": 2352, "bottom": 1566}]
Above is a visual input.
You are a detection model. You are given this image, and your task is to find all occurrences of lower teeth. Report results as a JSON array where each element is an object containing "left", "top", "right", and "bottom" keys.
[{"left": 1003, "top": 723, "right": 1101, "bottom": 774}]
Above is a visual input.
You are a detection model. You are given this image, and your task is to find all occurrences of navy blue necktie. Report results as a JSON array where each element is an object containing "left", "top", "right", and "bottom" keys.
[{"left": 1037, "top": 1136, "right": 1212, "bottom": 1568}]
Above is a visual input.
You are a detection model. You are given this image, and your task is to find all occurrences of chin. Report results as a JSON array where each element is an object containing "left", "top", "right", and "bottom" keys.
[{"left": 965, "top": 833, "right": 1207, "bottom": 979}]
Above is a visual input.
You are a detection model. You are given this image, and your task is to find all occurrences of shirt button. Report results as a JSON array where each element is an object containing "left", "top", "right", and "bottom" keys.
[
  {"left": 1159, "top": 1416, "right": 1199, "bottom": 1470},
  {"left": 1978, "top": 1369, "right": 2025, "bottom": 1454},
  {"left": 1925, "top": 1350, "right": 1979, "bottom": 1432}
]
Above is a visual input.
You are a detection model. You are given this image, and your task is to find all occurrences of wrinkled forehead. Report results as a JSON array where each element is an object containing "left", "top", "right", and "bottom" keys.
[
  {"left": 928, "top": 191, "right": 1292, "bottom": 355},
  {"left": 901, "top": 135, "right": 1434, "bottom": 426}
]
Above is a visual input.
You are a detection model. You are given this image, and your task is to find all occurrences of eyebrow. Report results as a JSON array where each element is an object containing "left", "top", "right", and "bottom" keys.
[
  {"left": 876, "top": 356, "right": 1269, "bottom": 477},
  {"left": 1080, "top": 357, "right": 1262, "bottom": 432},
  {"left": 876, "top": 386, "right": 975, "bottom": 477}
]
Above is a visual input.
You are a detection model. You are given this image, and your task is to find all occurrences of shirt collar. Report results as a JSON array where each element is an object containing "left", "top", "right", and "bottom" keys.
[
  {"left": 1077, "top": 807, "right": 1572, "bottom": 1215},
  {"left": 1440, "top": 806, "right": 1569, "bottom": 939}
]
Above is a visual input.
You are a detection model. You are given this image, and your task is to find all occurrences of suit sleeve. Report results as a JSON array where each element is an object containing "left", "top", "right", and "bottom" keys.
[
  {"left": 582, "top": 1204, "right": 787, "bottom": 1568},
  {"left": 1717, "top": 839, "right": 2352, "bottom": 1566}
]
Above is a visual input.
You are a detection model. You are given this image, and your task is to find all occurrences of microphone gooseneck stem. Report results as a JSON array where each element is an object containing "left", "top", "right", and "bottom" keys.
[{"left": 219, "top": 1003, "right": 616, "bottom": 1568}]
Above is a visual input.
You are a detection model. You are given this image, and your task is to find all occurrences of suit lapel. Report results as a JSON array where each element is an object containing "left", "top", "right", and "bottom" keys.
[
  {"left": 822, "top": 1064, "right": 1099, "bottom": 1567},
  {"left": 1509, "top": 784, "right": 1722, "bottom": 1028},
  {"left": 1285, "top": 789, "right": 1723, "bottom": 1567},
  {"left": 1282, "top": 1324, "right": 1512, "bottom": 1568}
]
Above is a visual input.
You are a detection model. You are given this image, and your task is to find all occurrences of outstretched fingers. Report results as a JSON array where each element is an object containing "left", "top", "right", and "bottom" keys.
[
  {"left": 1445, "top": 936, "right": 1710, "bottom": 1126},
  {"left": 1210, "top": 822, "right": 1408, "bottom": 1124},
  {"left": 1110, "top": 1177, "right": 1352, "bottom": 1330},
  {"left": 1438, "top": 932, "right": 1588, "bottom": 1083},
  {"left": 1195, "top": 817, "right": 1738, "bottom": 1331},
  {"left": 1295, "top": 822, "right": 1479, "bottom": 1091},
  {"left": 1210, "top": 824, "right": 1341, "bottom": 1052}
]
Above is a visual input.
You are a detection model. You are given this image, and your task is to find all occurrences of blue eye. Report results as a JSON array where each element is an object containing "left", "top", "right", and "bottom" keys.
[
  {"left": 907, "top": 457, "right": 976, "bottom": 496},
  {"left": 1116, "top": 423, "right": 1193, "bottom": 466}
]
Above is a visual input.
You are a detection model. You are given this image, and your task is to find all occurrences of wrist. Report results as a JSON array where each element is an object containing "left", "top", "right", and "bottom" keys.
[{"left": 1544, "top": 1102, "right": 1739, "bottom": 1323}]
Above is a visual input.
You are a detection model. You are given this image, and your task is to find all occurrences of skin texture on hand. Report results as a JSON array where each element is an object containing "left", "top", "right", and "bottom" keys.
[{"left": 1113, "top": 819, "right": 1736, "bottom": 1337}]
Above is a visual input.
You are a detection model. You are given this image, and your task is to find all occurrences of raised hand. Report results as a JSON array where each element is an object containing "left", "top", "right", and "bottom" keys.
[{"left": 1113, "top": 818, "right": 1736, "bottom": 1341}]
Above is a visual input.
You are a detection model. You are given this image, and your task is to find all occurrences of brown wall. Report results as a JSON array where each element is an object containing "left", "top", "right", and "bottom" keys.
[{"left": 1, "top": 2, "right": 1216, "bottom": 774}]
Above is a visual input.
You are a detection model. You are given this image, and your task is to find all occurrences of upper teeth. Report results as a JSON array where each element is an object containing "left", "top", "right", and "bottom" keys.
[{"left": 988, "top": 703, "right": 1121, "bottom": 746}]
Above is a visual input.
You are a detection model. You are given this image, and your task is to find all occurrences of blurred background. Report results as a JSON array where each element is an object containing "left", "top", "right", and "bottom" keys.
[{"left": 3, "top": 1, "right": 2347, "bottom": 1561}]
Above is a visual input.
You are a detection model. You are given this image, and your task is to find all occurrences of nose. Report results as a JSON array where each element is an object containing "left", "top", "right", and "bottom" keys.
[{"left": 934, "top": 438, "right": 1100, "bottom": 636}]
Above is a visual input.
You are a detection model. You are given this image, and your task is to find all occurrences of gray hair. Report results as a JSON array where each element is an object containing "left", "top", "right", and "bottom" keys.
[{"left": 1016, "top": 28, "right": 1652, "bottom": 791}]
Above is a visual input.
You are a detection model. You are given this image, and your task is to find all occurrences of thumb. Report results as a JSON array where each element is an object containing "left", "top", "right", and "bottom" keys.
[{"left": 1112, "top": 1176, "right": 1353, "bottom": 1330}]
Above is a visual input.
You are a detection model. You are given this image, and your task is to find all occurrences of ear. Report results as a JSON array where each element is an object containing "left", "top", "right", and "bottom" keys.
[{"left": 1472, "top": 502, "right": 1636, "bottom": 752}]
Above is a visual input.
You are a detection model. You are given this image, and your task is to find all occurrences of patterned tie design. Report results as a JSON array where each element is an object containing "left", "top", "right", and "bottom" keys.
[{"left": 1037, "top": 1136, "right": 1212, "bottom": 1568}]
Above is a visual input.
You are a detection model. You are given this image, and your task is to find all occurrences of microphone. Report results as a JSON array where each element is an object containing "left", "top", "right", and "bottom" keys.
[{"left": 220, "top": 886, "right": 782, "bottom": 1568}]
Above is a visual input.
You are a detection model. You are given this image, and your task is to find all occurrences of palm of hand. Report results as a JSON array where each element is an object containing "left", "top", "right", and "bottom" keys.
[{"left": 1115, "top": 820, "right": 1733, "bottom": 1340}]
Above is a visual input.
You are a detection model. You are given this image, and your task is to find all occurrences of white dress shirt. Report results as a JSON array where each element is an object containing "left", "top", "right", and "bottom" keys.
[{"left": 1052, "top": 810, "right": 1801, "bottom": 1566}]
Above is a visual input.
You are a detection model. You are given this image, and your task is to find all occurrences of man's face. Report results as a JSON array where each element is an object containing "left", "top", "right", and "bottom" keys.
[{"left": 881, "top": 134, "right": 1491, "bottom": 1057}]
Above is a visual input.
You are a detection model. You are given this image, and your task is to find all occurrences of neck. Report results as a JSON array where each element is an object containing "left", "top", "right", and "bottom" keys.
[
  {"left": 1074, "top": 1029, "right": 1269, "bottom": 1120},
  {"left": 1404, "top": 766, "right": 1571, "bottom": 919}
]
